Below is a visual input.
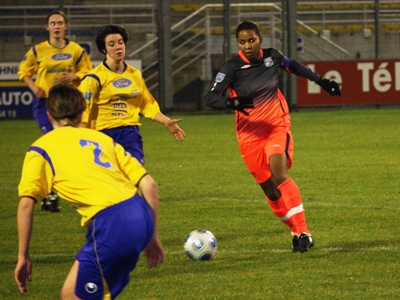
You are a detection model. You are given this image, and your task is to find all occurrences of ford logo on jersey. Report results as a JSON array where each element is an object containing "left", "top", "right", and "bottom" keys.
[
  {"left": 113, "top": 79, "right": 132, "bottom": 88},
  {"left": 51, "top": 53, "right": 72, "bottom": 60}
]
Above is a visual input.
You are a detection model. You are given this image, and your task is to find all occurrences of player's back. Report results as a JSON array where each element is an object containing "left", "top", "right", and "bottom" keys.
[{"left": 25, "top": 126, "right": 147, "bottom": 226}]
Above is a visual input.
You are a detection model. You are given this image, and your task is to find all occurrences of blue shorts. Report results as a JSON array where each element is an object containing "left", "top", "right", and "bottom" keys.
[
  {"left": 75, "top": 194, "right": 154, "bottom": 299},
  {"left": 33, "top": 97, "right": 53, "bottom": 134},
  {"left": 101, "top": 126, "right": 144, "bottom": 165}
]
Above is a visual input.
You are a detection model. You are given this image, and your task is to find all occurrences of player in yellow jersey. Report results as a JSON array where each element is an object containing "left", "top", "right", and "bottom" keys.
[
  {"left": 15, "top": 83, "right": 165, "bottom": 299},
  {"left": 79, "top": 25, "right": 185, "bottom": 165},
  {"left": 18, "top": 10, "right": 92, "bottom": 134},
  {"left": 18, "top": 10, "right": 93, "bottom": 211}
]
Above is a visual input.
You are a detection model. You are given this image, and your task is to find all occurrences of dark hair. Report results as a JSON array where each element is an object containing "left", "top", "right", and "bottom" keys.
[
  {"left": 47, "top": 83, "right": 86, "bottom": 126},
  {"left": 95, "top": 25, "right": 129, "bottom": 55},
  {"left": 46, "top": 10, "right": 68, "bottom": 25},
  {"left": 235, "top": 20, "right": 262, "bottom": 38}
]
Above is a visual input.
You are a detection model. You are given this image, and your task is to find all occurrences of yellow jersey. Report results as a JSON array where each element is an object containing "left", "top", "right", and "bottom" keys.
[
  {"left": 18, "top": 126, "right": 147, "bottom": 227},
  {"left": 79, "top": 62, "right": 160, "bottom": 130},
  {"left": 18, "top": 39, "right": 92, "bottom": 95}
]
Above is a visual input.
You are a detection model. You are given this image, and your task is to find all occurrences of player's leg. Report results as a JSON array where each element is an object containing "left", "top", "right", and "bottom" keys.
[
  {"left": 32, "top": 97, "right": 61, "bottom": 212},
  {"left": 60, "top": 260, "right": 81, "bottom": 300},
  {"left": 265, "top": 130, "right": 313, "bottom": 252},
  {"left": 239, "top": 138, "right": 296, "bottom": 232},
  {"left": 259, "top": 154, "right": 296, "bottom": 232},
  {"left": 72, "top": 195, "right": 154, "bottom": 299},
  {"left": 32, "top": 97, "right": 53, "bottom": 134},
  {"left": 101, "top": 126, "right": 144, "bottom": 165}
]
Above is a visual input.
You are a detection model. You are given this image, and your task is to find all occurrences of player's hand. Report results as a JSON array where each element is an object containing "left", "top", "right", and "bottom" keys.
[
  {"left": 317, "top": 78, "right": 341, "bottom": 96},
  {"left": 15, "top": 258, "right": 32, "bottom": 294},
  {"left": 33, "top": 85, "right": 46, "bottom": 98},
  {"left": 226, "top": 96, "right": 254, "bottom": 115},
  {"left": 165, "top": 119, "right": 186, "bottom": 141},
  {"left": 144, "top": 237, "right": 166, "bottom": 269},
  {"left": 60, "top": 73, "right": 79, "bottom": 83}
]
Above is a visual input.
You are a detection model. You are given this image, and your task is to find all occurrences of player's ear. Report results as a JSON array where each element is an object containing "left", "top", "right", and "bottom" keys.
[{"left": 46, "top": 111, "right": 54, "bottom": 123}]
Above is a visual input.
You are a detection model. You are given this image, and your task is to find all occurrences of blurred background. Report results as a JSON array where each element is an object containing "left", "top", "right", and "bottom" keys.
[{"left": 1, "top": 0, "right": 399, "bottom": 115}]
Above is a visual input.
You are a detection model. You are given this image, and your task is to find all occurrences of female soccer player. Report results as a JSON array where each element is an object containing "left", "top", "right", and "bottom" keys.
[
  {"left": 79, "top": 24, "right": 185, "bottom": 165},
  {"left": 18, "top": 10, "right": 93, "bottom": 211},
  {"left": 204, "top": 20, "right": 341, "bottom": 253},
  {"left": 15, "top": 83, "right": 165, "bottom": 299},
  {"left": 18, "top": 10, "right": 92, "bottom": 134}
]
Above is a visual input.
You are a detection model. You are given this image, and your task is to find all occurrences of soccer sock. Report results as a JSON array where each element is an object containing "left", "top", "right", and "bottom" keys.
[
  {"left": 277, "top": 178, "right": 309, "bottom": 234},
  {"left": 266, "top": 197, "right": 295, "bottom": 232}
]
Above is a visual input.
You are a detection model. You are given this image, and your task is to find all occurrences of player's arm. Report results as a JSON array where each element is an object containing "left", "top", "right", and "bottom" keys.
[
  {"left": 15, "top": 196, "right": 36, "bottom": 294},
  {"left": 21, "top": 76, "right": 46, "bottom": 98},
  {"left": 204, "top": 63, "right": 233, "bottom": 109},
  {"left": 114, "top": 143, "right": 165, "bottom": 267},
  {"left": 154, "top": 112, "right": 185, "bottom": 141},
  {"left": 137, "top": 174, "right": 166, "bottom": 268},
  {"left": 79, "top": 74, "right": 99, "bottom": 128},
  {"left": 280, "top": 51, "right": 341, "bottom": 96},
  {"left": 138, "top": 78, "right": 185, "bottom": 141},
  {"left": 204, "top": 63, "right": 254, "bottom": 114},
  {"left": 70, "top": 50, "right": 93, "bottom": 83},
  {"left": 19, "top": 49, "right": 45, "bottom": 98}
]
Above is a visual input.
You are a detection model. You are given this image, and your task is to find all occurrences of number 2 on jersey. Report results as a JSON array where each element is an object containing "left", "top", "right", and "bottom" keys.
[{"left": 79, "top": 139, "right": 113, "bottom": 168}]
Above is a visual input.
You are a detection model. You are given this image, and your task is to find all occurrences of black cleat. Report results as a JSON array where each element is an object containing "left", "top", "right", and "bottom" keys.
[
  {"left": 41, "top": 195, "right": 61, "bottom": 212},
  {"left": 298, "top": 233, "right": 314, "bottom": 253},
  {"left": 292, "top": 234, "right": 300, "bottom": 253}
]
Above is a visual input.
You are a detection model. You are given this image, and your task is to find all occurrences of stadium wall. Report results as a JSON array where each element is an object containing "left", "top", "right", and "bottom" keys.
[{"left": 2, "top": 58, "right": 400, "bottom": 119}]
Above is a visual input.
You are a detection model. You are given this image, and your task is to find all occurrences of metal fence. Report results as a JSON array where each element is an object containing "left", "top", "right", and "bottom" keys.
[{"left": 1, "top": 1, "right": 400, "bottom": 97}]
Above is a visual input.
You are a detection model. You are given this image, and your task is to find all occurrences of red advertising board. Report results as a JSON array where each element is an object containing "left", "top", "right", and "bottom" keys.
[{"left": 297, "top": 59, "right": 400, "bottom": 106}]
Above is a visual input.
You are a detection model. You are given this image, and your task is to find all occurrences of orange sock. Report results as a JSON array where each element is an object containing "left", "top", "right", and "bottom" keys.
[
  {"left": 266, "top": 197, "right": 295, "bottom": 232},
  {"left": 277, "top": 178, "right": 309, "bottom": 234}
]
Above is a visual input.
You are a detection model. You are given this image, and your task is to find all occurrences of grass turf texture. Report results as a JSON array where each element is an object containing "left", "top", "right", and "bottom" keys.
[{"left": 0, "top": 108, "right": 399, "bottom": 299}]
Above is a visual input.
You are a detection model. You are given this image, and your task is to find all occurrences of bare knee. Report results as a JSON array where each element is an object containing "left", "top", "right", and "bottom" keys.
[
  {"left": 260, "top": 177, "right": 281, "bottom": 200},
  {"left": 60, "top": 261, "right": 81, "bottom": 300},
  {"left": 269, "top": 153, "right": 289, "bottom": 185}
]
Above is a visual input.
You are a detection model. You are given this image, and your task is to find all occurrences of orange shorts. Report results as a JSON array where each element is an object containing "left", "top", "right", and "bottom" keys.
[{"left": 239, "top": 126, "right": 293, "bottom": 184}]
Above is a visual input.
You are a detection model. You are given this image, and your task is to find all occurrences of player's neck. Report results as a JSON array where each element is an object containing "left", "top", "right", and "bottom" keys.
[
  {"left": 49, "top": 37, "right": 66, "bottom": 49},
  {"left": 105, "top": 58, "right": 125, "bottom": 74}
]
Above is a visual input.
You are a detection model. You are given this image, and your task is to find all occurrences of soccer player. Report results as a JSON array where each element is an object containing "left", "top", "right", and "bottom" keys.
[
  {"left": 15, "top": 83, "right": 165, "bottom": 299},
  {"left": 79, "top": 24, "right": 185, "bottom": 165},
  {"left": 204, "top": 20, "right": 341, "bottom": 253},
  {"left": 18, "top": 10, "right": 93, "bottom": 212}
]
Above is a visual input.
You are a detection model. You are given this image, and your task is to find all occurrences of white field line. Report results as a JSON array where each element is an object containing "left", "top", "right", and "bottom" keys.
[
  {"left": 2, "top": 197, "right": 398, "bottom": 260},
  {"left": 1, "top": 245, "right": 397, "bottom": 261},
  {"left": 201, "top": 196, "right": 400, "bottom": 211}
]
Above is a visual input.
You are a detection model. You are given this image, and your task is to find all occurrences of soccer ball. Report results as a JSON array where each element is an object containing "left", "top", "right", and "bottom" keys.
[{"left": 184, "top": 229, "right": 218, "bottom": 261}]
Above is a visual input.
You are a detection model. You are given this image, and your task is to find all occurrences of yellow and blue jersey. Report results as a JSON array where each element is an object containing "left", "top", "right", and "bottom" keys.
[
  {"left": 18, "top": 126, "right": 147, "bottom": 227},
  {"left": 79, "top": 62, "right": 160, "bottom": 130},
  {"left": 18, "top": 40, "right": 92, "bottom": 95}
]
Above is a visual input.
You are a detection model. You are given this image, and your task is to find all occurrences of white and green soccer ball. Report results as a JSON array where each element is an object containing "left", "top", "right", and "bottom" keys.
[{"left": 184, "top": 229, "right": 218, "bottom": 261}]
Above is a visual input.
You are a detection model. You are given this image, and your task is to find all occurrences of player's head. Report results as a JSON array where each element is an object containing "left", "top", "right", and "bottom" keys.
[
  {"left": 235, "top": 20, "right": 263, "bottom": 61},
  {"left": 46, "top": 10, "right": 68, "bottom": 25},
  {"left": 235, "top": 20, "right": 262, "bottom": 39},
  {"left": 46, "top": 10, "right": 68, "bottom": 38},
  {"left": 46, "top": 83, "right": 86, "bottom": 127},
  {"left": 96, "top": 25, "right": 129, "bottom": 55}
]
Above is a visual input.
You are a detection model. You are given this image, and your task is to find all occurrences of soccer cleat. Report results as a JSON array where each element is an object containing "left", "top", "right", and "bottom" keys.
[
  {"left": 41, "top": 194, "right": 61, "bottom": 212},
  {"left": 292, "top": 233, "right": 300, "bottom": 253},
  {"left": 298, "top": 233, "right": 314, "bottom": 253}
]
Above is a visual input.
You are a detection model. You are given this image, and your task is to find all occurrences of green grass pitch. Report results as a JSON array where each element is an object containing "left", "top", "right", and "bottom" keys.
[{"left": 0, "top": 108, "right": 399, "bottom": 299}]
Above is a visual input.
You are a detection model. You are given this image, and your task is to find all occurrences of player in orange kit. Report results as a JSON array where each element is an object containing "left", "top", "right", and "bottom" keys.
[{"left": 205, "top": 20, "right": 341, "bottom": 252}]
